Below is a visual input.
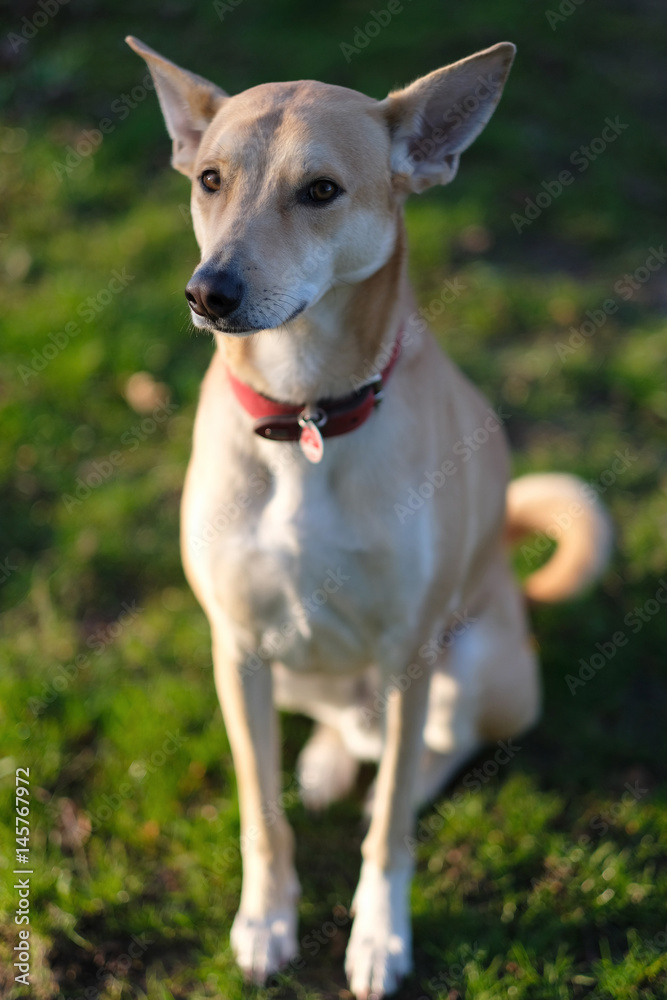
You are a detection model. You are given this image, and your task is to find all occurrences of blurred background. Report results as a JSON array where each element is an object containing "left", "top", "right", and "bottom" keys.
[{"left": 1, "top": 1, "right": 666, "bottom": 997}]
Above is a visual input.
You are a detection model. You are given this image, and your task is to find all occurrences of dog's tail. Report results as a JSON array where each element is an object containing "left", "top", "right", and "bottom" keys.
[{"left": 506, "top": 473, "right": 612, "bottom": 603}]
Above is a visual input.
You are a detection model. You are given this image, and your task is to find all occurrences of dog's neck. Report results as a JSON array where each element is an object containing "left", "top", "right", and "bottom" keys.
[{"left": 217, "top": 216, "right": 410, "bottom": 404}]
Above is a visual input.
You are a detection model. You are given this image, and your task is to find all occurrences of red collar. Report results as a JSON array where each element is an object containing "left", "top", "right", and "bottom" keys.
[{"left": 226, "top": 327, "right": 403, "bottom": 445}]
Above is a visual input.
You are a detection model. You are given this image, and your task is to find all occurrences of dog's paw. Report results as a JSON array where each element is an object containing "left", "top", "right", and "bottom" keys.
[
  {"left": 297, "top": 723, "right": 359, "bottom": 811},
  {"left": 230, "top": 906, "right": 298, "bottom": 984},
  {"left": 344, "top": 862, "right": 413, "bottom": 998}
]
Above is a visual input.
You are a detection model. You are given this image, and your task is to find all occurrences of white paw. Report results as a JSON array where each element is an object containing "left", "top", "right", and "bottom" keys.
[
  {"left": 297, "top": 723, "right": 359, "bottom": 810},
  {"left": 345, "top": 862, "right": 413, "bottom": 998},
  {"left": 230, "top": 905, "right": 298, "bottom": 984}
]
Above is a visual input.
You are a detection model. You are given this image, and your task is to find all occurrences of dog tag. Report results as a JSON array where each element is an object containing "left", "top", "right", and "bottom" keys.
[{"left": 299, "top": 420, "right": 324, "bottom": 463}]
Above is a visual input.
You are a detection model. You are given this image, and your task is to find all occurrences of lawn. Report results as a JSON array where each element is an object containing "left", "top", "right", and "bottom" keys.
[{"left": 1, "top": 0, "right": 666, "bottom": 997}]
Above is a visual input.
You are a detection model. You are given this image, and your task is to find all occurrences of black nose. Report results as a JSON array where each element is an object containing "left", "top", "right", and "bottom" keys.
[{"left": 185, "top": 269, "right": 244, "bottom": 320}]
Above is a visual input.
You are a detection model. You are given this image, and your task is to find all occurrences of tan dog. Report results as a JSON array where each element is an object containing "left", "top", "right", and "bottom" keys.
[{"left": 127, "top": 36, "right": 610, "bottom": 997}]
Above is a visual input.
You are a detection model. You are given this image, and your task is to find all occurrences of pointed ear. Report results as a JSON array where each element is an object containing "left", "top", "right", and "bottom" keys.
[
  {"left": 125, "top": 36, "right": 228, "bottom": 176},
  {"left": 380, "top": 42, "right": 516, "bottom": 193}
]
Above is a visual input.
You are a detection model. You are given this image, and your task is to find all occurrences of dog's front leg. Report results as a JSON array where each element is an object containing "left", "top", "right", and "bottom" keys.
[
  {"left": 345, "top": 666, "right": 430, "bottom": 998},
  {"left": 212, "top": 631, "right": 299, "bottom": 983}
]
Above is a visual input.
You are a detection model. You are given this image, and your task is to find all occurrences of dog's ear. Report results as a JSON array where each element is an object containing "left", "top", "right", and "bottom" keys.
[
  {"left": 380, "top": 42, "right": 516, "bottom": 193},
  {"left": 125, "top": 36, "right": 227, "bottom": 176}
]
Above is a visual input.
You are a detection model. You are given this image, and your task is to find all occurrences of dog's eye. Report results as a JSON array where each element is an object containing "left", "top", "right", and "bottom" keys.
[
  {"left": 200, "top": 170, "right": 221, "bottom": 193},
  {"left": 307, "top": 179, "right": 340, "bottom": 203}
]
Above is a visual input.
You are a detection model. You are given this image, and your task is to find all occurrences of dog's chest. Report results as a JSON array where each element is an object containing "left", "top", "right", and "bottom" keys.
[{"left": 212, "top": 452, "right": 436, "bottom": 673}]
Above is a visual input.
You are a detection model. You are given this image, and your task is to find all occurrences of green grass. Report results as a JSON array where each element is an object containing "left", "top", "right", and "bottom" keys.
[{"left": 1, "top": 0, "right": 666, "bottom": 997}]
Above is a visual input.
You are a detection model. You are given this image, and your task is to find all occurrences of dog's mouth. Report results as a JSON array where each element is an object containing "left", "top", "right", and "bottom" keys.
[{"left": 190, "top": 301, "right": 308, "bottom": 336}]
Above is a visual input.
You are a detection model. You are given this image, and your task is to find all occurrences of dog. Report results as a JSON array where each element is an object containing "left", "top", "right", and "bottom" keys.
[{"left": 126, "top": 36, "right": 610, "bottom": 997}]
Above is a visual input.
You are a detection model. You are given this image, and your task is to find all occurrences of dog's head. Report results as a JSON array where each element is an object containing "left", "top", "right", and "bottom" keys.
[{"left": 127, "top": 36, "right": 515, "bottom": 335}]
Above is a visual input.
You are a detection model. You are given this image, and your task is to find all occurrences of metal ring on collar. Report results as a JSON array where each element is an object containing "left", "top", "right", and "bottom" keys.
[{"left": 298, "top": 405, "right": 328, "bottom": 428}]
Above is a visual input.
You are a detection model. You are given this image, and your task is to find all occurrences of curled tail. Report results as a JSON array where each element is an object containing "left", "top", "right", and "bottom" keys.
[{"left": 506, "top": 473, "right": 612, "bottom": 603}]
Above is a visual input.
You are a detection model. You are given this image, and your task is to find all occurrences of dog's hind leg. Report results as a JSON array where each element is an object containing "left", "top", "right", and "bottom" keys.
[
  {"left": 415, "top": 745, "right": 481, "bottom": 807},
  {"left": 473, "top": 566, "right": 542, "bottom": 745},
  {"left": 415, "top": 562, "right": 541, "bottom": 809},
  {"left": 418, "top": 564, "right": 540, "bottom": 804},
  {"left": 297, "top": 722, "right": 360, "bottom": 810}
]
